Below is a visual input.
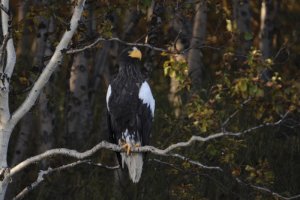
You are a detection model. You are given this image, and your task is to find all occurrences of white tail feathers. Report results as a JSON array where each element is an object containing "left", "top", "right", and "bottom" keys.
[{"left": 121, "top": 153, "right": 143, "bottom": 183}]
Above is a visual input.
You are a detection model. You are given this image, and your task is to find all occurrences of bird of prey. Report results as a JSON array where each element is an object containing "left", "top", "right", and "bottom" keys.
[{"left": 106, "top": 46, "right": 155, "bottom": 183}]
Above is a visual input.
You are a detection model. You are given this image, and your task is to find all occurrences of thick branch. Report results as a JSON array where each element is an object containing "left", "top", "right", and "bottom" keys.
[{"left": 9, "top": 115, "right": 287, "bottom": 178}]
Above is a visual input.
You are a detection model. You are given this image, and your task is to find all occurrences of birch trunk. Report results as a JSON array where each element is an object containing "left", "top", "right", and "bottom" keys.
[
  {"left": 66, "top": 1, "right": 91, "bottom": 149},
  {"left": 188, "top": 0, "right": 207, "bottom": 91},
  {"left": 167, "top": 10, "right": 191, "bottom": 116},
  {"left": 67, "top": 52, "right": 91, "bottom": 149},
  {"left": 259, "top": 0, "right": 277, "bottom": 59},
  {"left": 0, "top": 0, "right": 16, "bottom": 178},
  {"left": 10, "top": 0, "right": 32, "bottom": 166},
  {"left": 37, "top": 16, "right": 55, "bottom": 156}
]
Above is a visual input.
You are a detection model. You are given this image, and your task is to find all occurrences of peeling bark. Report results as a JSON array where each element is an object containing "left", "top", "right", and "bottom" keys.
[{"left": 188, "top": 0, "right": 207, "bottom": 91}]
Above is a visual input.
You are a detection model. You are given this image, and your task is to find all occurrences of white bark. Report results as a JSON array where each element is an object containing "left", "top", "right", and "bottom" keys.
[
  {"left": 1, "top": 0, "right": 15, "bottom": 170},
  {"left": 1, "top": 0, "right": 16, "bottom": 77},
  {"left": 11, "top": 112, "right": 33, "bottom": 166}
]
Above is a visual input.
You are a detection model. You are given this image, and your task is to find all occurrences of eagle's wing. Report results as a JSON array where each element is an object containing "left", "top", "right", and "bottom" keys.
[
  {"left": 138, "top": 81, "right": 155, "bottom": 146},
  {"left": 106, "top": 85, "right": 122, "bottom": 164}
]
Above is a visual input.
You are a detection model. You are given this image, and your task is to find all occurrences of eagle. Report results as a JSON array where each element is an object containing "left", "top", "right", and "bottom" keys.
[{"left": 106, "top": 46, "right": 155, "bottom": 183}]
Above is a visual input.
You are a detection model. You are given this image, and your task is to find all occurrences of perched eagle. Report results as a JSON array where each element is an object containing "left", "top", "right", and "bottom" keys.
[{"left": 106, "top": 47, "right": 155, "bottom": 183}]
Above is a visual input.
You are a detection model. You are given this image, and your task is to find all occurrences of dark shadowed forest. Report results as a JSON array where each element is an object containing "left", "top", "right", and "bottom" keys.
[{"left": 0, "top": 0, "right": 300, "bottom": 199}]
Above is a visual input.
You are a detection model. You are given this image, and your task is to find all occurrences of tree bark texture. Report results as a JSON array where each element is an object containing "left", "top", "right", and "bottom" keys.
[
  {"left": 188, "top": 0, "right": 207, "bottom": 91},
  {"left": 144, "top": 1, "right": 163, "bottom": 78},
  {"left": 260, "top": 0, "right": 277, "bottom": 59},
  {"left": 37, "top": 15, "right": 55, "bottom": 156},
  {"left": 232, "top": 0, "right": 252, "bottom": 55},
  {"left": 67, "top": 52, "right": 91, "bottom": 149}
]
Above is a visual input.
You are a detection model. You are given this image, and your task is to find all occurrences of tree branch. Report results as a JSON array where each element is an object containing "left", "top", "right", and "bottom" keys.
[
  {"left": 13, "top": 160, "right": 119, "bottom": 200},
  {"left": 236, "top": 177, "right": 300, "bottom": 200},
  {"left": 7, "top": 114, "right": 287, "bottom": 179},
  {"left": 13, "top": 160, "right": 90, "bottom": 200},
  {"left": 66, "top": 36, "right": 221, "bottom": 55}
]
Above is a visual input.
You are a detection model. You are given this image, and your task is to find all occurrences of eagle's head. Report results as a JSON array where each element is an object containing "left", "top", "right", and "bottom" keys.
[
  {"left": 120, "top": 46, "right": 142, "bottom": 63},
  {"left": 128, "top": 47, "right": 142, "bottom": 60}
]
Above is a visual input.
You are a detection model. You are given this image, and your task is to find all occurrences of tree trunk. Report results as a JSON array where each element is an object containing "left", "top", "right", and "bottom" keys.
[
  {"left": 67, "top": 52, "right": 91, "bottom": 149},
  {"left": 188, "top": 0, "right": 207, "bottom": 92},
  {"left": 144, "top": 0, "right": 163, "bottom": 78},
  {"left": 36, "top": 16, "right": 55, "bottom": 156},
  {"left": 232, "top": 0, "right": 252, "bottom": 55},
  {"left": 10, "top": 0, "right": 32, "bottom": 167},
  {"left": 167, "top": 10, "right": 192, "bottom": 116},
  {"left": 259, "top": 0, "right": 277, "bottom": 59}
]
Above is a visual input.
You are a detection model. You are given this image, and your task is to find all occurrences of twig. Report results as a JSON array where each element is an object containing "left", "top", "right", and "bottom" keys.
[
  {"left": 13, "top": 160, "right": 118, "bottom": 200},
  {"left": 222, "top": 97, "right": 252, "bottom": 130},
  {"left": 170, "top": 153, "right": 223, "bottom": 171},
  {"left": 236, "top": 178, "right": 300, "bottom": 200}
]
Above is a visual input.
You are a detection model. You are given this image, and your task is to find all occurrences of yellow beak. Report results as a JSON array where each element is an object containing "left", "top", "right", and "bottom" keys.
[{"left": 128, "top": 47, "right": 142, "bottom": 60}]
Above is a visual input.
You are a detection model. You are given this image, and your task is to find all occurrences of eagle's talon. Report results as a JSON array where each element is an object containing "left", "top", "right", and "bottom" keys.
[{"left": 122, "top": 143, "right": 131, "bottom": 155}]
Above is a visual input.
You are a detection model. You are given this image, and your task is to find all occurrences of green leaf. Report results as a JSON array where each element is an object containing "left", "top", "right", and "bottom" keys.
[{"left": 244, "top": 32, "right": 253, "bottom": 41}]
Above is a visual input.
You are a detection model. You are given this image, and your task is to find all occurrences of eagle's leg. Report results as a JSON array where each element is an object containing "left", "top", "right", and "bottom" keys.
[{"left": 121, "top": 143, "right": 131, "bottom": 155}]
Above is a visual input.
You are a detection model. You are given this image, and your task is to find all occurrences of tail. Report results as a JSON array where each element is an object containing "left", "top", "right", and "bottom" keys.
[{"left": 121, "top": 153, "right": 143, "bottom": 183}]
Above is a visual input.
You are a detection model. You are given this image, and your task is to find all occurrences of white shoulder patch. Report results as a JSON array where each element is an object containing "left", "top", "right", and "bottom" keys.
[
  {"left": 106, "top": 85, "right": 112, "bottom": 111},
  {"left": 138, "top": 81, "right": 155, "bottom": 117}
]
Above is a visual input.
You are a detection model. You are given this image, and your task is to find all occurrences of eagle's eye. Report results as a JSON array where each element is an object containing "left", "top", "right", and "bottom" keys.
[{"left": 128, "top": 47, "right": 142, "bottom": 60}]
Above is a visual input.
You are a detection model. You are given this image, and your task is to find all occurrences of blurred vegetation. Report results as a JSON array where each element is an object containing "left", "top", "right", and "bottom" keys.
[{"left": 5, "top": 0, "right": 300, "bottom": 199}]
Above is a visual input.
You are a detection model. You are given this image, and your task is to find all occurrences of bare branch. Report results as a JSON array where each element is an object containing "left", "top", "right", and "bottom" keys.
[
  {"left": 13, "top": 160, "right": 89, "bottom": 200},
  {"left": 13, "top": 160, "right": 119, "bottom": 200},
  {"left": 66, "top": 37, "right": 220, "bottom": 55},
  {"left": 170, "top": 153, "right": 223, "bottom": 171},
  {"left": 221, "top": 97, "right": 252, "bottom": 130},
  {"left": 7, "top": 114, "right": 288, "bottom": 180},
  {"left": 236, "top": 178, "right": 300, "bottom": 200}
]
